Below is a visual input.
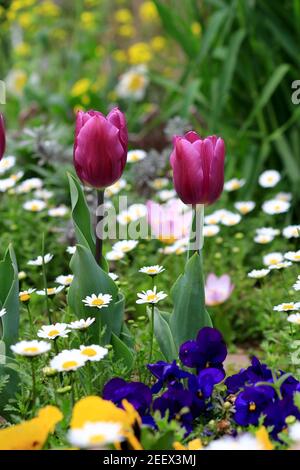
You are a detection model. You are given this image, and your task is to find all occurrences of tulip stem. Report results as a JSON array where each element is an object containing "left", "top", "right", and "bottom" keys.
[
  {"left": 189, "top": 204, "right": 205, "bottom": 258},
  {"left": 95, "top": 190, "right": 104, "bottom": 267}
]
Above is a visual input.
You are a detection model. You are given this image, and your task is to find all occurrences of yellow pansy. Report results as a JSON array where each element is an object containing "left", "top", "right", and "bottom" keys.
[
  {"left": 128, "top": 42, "right": 152, "bottom": 64},
  {"left": 71, "top": 78, "right": 91, "bottom": 97},
  {"left": 0, "top": 406, "right": 62, "bottom": 450},
  {"left": 139, "top": 1, "right": 159, "bottom": 22},
  {"left": 256, "top": 427, "right": 273, "bottom": 450},
  {"left": 173, "top": 438, "right": 202, "bottom": 450}
]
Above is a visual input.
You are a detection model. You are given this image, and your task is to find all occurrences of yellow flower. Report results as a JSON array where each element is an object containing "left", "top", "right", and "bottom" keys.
[
  {"left": 71, "top": 78, "right": 91, "bottom": 97},
  {"left": 139, "top": 1, "right": 159, "bottom": 23},
  {"left": 151, "top": 36, "right": 166, "bottom": 52},
  {"left": 191, "top": 22, "right": 202, "bottom": 36},
  {"left": 14, "top": 42, "right": 30, "bottom": 57},
  {"left": 81, "top": 94, "right": 91, "bottom": 105},
  {"left": 128, "top": 42, "right": 152, "bottom": 65},
  {"left": 256, "top": 427, "right": 273, "bottom": 450},
  {"left": 36, "top": 1, "right": 60, "bottom": 17},
  {"left": 70, "top": 396, "right": 142, "bottom": 450},
  {"left": 114, "top": 8, "right": 133, "bottom": 24},
  {"left": 81, "top": 12, "right": 96, "bottom": 30},
  {"left": 118, "top": 24, "right": 135, "bottom": 38},
  {"left": 6, "top": 69, "right": 28, "bottom": 96},
  {"left": 112, "top": 50, "right": 127, "bottom": 63},
  {"left": 18, "top": 13, "right": 34, "bottom": 29},
  {"left": 0, "top": 406, "right": 62, "bottom": 450},
  {"left": 173, "top": 438, "right": 202, "bottom": 450}
]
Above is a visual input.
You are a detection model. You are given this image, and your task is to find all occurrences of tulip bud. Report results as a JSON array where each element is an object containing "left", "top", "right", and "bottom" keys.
[
  {"left": 0, "top": 113, "right": 6, "bottom": 161},
  {"left": 170, "top": 131, "right": 225, "bottom": 205},
  {"left": 73, "top": 107, "right": 128, "bottom": 189}
]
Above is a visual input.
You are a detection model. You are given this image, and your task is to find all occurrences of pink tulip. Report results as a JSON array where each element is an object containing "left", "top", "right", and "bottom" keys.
[
  {"left": 0, "top": 113, "right": 5, "bottom": 161},
  {"left": 205, "top": 273, "right": 234, "bottom": 306},
  {"left": 147, "top": 199, "right": 193, "bottom": 243},
  {"left": 170, "top": 131, "right": 225, "bottom": 205},
  {"left": 73, "top": 108, "right": 128, "bottom": 189}
]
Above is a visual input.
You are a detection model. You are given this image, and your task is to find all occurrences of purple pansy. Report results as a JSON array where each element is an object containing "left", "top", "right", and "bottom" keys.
[{"left": 147, "top": 360, "right": 190, "bottom": 394}]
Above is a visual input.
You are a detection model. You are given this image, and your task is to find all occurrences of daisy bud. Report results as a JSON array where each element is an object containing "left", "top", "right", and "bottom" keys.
[
  {"left": 57, "top": 385, "right": 72, "bottom": 394},
  {"left": 42, "top": 366, "right": 57, "bottom": 377},
  {"left": 170, "top": 132, "right": 225, "bottom": 205},
  {"left": 73, "top": 108, "right": 128, "bottom": 189}
]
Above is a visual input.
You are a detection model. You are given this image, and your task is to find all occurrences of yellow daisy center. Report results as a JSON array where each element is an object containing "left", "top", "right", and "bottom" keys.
[
  {"left": 129, "top": 153, "right": 140, "bottom": 162},
  {"left": 231, "top": 182, "right": 240, "bottom": 190},
  {"left": 30, "top": 204, "right": 40, "bottom": 211},
  {"left": 81, "top": 348, "right": 97, "bottom": 357},
  {"left": 91, "top": 298, "right": 104, "bottom": 306},
  {"left": 269, "top": 259, "right": 279, "bottom": 265},
  {"left": 158, "top": 235, "right": 176, "bottom": 244},
  {"left": 20, "top": 293, "right": 30, "bottom": 302},
  {"left": 147, "top": 268, "right": 157, "bottom": 274},
  {"left": 47, "top": 288, "right": 56, "bottom": 295},
  {"left": 66, "top": 277, "right": 73, "bottom": 284},
  {"left": 128, "top": 74, "right": 145, "bottom": 92},
  {"left": 62, "top": 360, "right": 78, "bottom": 370},
  {"left": 282, "top": 304, "right": 294, "bottom": 310},
  {"left": 89, "top": 434, "right": 105, "bottom": 445},
  {"left": 294, "top": 254, "right": 300, "bottom": 260},
  {"left": 48, "top": 329, "right": 60, "bottom": 337},
  {"left": 146, "top": 294, "right": 157, "bottom": 302},
  {"left": 24, "top": 347, "right": 39, "bottom": 353}
]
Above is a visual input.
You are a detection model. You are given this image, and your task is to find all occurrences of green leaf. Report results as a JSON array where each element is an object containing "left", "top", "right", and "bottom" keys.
[
  {"left": 0, "top": 245, "right": 20, "bottom": 415},
  {"left": 68, "top": 244, "right": 123, "bottom": 345},
  {"left": 67, "top": 173, "right": 95, "bottom": 253},
  {"left": 153, "top": 308, "right": 178, "bottom": 362},
  {"left": 170, "top": 252, "right": 212, "bottom": 349},
  {"left": 111, "top": 332, "right": 134, "bottom": 371}
]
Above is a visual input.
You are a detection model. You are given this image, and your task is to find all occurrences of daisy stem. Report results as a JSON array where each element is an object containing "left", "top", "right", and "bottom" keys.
[
  {"left": 95, "top": 189, "right": 104, "bottom": 267},
  {"left": 26, "top": 303, "right": 34, "bottom": 335},
  {"left": 148, "top": 303, "right": 155, "bottom": 365},
  {"left": 70, "top": 372, "right": 76, "bottom": 406},
  {"left": 42, "top": 234, "right": 52, "bottom": 324},
  {"left": 30, "top": 358, "right": 36, "bottom": 412}
]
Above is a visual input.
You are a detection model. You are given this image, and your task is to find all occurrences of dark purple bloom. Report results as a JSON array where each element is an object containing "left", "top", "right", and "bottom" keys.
[
  {"left": 225, "top": 356, "right": 273, "bottom": 394},
  {"left": 179, "top": 327, "right": 227, "bottom": 372},
  {"left": 153, "top": 388, "right": 194, "bottom": 434},
  {"left": 234, "top": 386, "right": 275, "bottom": 426},
  {"left": 147, "top": 360, "right": 190, "bottom": 394},
  {"left": 264, "top": 396, "right": 300, "bottom": 439},
  {"left": 188, "top": 367, "right": 225, "bottom": 399},
  {"left": 103, "top": 377, "right": 152, "bottom": 417}
]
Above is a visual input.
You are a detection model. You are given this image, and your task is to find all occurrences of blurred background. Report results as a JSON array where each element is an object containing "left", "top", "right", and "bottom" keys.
[{"left": 0, "top": 0, "right": 300, "bottom": 208}]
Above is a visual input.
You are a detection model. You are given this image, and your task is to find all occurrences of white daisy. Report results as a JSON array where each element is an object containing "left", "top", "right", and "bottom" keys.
[
  {"left": 263, "top": 252, "right": 284, "bottom": 266},
  {"left": 284, "top": 250, "right": 300, "bottom": 262},
  {"left": 150, "top": 178, "right": 169, "bottom": 190},
  {"left": 0, "top": 156, "right": 16, "bottom": 175},
  {"left": 79, "top": 344, "right": 108, "bottom": 362},
  {"left": 220, "top": 212, "right": 241, "bottom": 226},
  {"left": 203, "top": 225, "right": 220, "bottom": 237},
  {"left": 9, "top": 171, "right": 24, "bottom": 183},
  {"left": 158, "top": 189, "right": 176, "bottom": 201},
  {"left": 16, "top": 177, "right": 43, "bottom": 194},
  {"left": 128, "top": 203, "right": 147, "bottom": 220},
  {"left": 48, "top": 205, "right": 68, "bottom": 217},
  {"left": 290, "top": 422, "right": 300, "bottom": 441},
  {"left": 66, "top": 246, "right": 76, "bottom": 255},
  {"left": 18, "top": 271, "right": 27, "bottom": 280},
  {"left": 254, "top": 234, "right": 274, "bottom": 244},
  {"left": 23, "top": 199, "right": 46, "bottom": 212},
  {"left": 67, "top": 421, "right": 123, "bottom": 449},
  {"left": 105, "top": 179, "right": 126, "bottom": 197},
  {"left": 108, "top": 272, "right": 119, "bottom": 281},
  {"left": 282, "top": 225, "right": 300, "bottom": 239},
  {"left": 127, "top": 149, "right": 147, "bottom": 163},
  {"left": 112, "top": 240, "right": 138, "bottom": 253},
  {"left": 27, "top": 253, "right": 53, "bottom": 266},
  {"left": 275, "top": 192, "right": 292, "bottom": 202},
  {"left": 36, "top": 286, "right": 64, "bottom": 296},
  {"left": 269, "top": 261, "right": 292, "bottom": 270},
  {"left": 34, "top": 189, "right": 54, "bottom": 200},
  {"left": 50, "top": 349, "right": 87, "bottom": 372},
  {"left": 106, "top": 250, "right": 125, "bottom": 261},
  {"left": 256, "top": 227, "right": 280, "bottom": 237},
  {"left": 0, "top": 307, "right": 6, "bottom": 317},
  {"left": 262, "top": 199, "right": 290, "bottom": 215},
  {"left": 136, "top": 286, "right": 167, "bottom": 304},
  {"left": 259, "top": 170, "right": 281, "bottom": 188},
  {"left": 82, "top": 293, "right": 112, "bottom": 309},
  {"left": 37, "top": 323, "right": 70, "bottom": 340},
  {"left": 293, "top": 280, "right": 300, "bottom": 291},
  {"left": 287, "top": 313, "right": 300, "bottom": 325},
  {"left": 55, "top": 274, "right": 74, "bottom": 286},
  {"left": 273, "top": 302, "right": 300, "bottom": 312},
  {"left": 0, "top": 177, "right": 16, "bottom": 192},
  {"left": 19, "top": 288, "right": 36, "bottom": 302},
  {"left": 139, "top": 265, "right": 165, "bottom": 276},
  {"left": 234, "top": 201, "right": 255, "bottom": 215},
  {"left": 69, "top": 317, "right": 96, "bottom": 330},
  {"left": 224, "top": 178, "right": 245, "bottom": 192},
  {"left": 205, "top": 433, "right": 265, "bottom": 451},
  {"left": 247, "top": 269, "right": 270, "bottom": 279},
  {"left": 11, "top": 340, "right": 51, "bottom": 357},
  {"left": 116, "top": 65, "right": 148, "bottom": 101},
  {"left": 204, "top": 213, "right": 221, "bottom": 225},
  {"left": 117, "top": 211, "right": 134, "bottom": 225}
]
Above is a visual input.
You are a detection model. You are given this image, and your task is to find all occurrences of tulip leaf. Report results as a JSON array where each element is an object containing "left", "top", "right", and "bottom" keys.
[
  {"left": 169, "top": 252, "right": 212, "bottom": 349},
  {"left": 152, "top": 307, "right": 178, "bottom": 362},
  {"left": 111, "top": 332, "right": 134, "bottom": 371},
  {"left": 68, "top": 173, "right": 95, "bottom": 253},
  {"left": 0, "top": 245, "right": 20, "bottom": 415},
  {"left": 68, "top": 244, "right": 123, "bottom": 345}
]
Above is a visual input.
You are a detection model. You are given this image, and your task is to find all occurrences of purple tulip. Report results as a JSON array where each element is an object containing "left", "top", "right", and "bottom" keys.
[
  {"left": 170, "top": 132, "right": 225, "bottom": 205},
  {"left": 73, "top": 107, "right": 128, "bottom": 189},
  {"left": 0, "top": 113, "right": 5, "bottom": 161},
  {"left": 205, "top": 273, "right": 234, "bottom": 306}
]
